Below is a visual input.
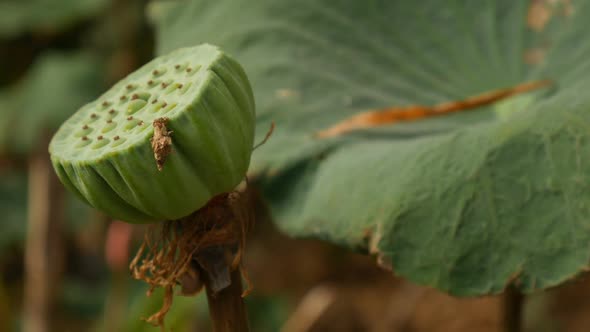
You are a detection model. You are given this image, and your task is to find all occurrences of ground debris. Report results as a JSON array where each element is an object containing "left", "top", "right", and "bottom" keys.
[
  {"left": 151, "top": 117, "right": 173, "bottom": 171},
  {"left": 129, "top": 189, "right": 252, "bottom": 331}
]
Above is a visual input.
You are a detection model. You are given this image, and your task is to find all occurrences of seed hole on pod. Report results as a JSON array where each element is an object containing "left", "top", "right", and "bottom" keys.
[
  {"left": 164, "top": 83, "right": 183, "bottom": 95},
  {"left": 161, "top": 102, "right": 177, "bottom": 114},
  {"left": 75, "top": 136, "right": 92, "bottom": 148},
  {"left": 174, "top": 62, "right": 188, "bottom": 71},
  {"left": 132, "top": 92, "right": 151, "bottom": 101},
  {"left": 119, "top": 95, "right": 128, "bottom": 102},
  {"left": 101, "top": 101, "right": 111, "bottom": 108},
  {"left": 126, "top": 99, "right": 147, "bottom": 115},
  {"left": 101, "top": 121, "right": 118, "bottom": 133},
  {"left": 85, "top": 113, "right": 100, "bottom": 124},
  {"left": 124, "top": 118, "right": 142, "bottom": 130},
  {"left": 111, "top": 136, "right": 126, "bottom": 147},
  {"left": 74, "top": 125, "right": 93, "bottom": 137},
  {"left": 148, "top": 100, "right": 167, "bottom": 113},
  {"left": 179, "top": 82, "right": 192, "bottom": 95},
  {"left": 147, "top": 79, "right": 161, "bottom": 88},
  {"left": 187, "top": 65, "right": 201, "bottom": 76},
  {"left": 160, "top": 79, "right": 173, "bottom": 89},
  {"left": 152, "top": 68, "right": 166, "bottom": 77},
  {"left": 125, "top": 84, "right": 137, "bottom": 91},
  {"left": 92, "top": 138, "right": 110, "bottom": 149}
]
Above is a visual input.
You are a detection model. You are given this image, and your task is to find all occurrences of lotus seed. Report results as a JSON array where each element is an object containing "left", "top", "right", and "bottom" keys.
[
  {"left": 124, "top": 118, "right": 142, "bottom": 130},
  {"left": 102, "top": 121, "right": 117, "bottom": 133},
  {"left": 180, "top": 83, "right": 192, "bottom": 94},
  {"left": 91, "top": 138, "right": 110, "bottom": 149},
  {"left": 164, "top": 84, "right": 178, "bottom": 94},
  {"left": 133, "top": 92, "right": 151, "bottom": 101},
  {"left": 151, "top": 99, "right": 158, "bottom": 104},
  {"left": 109, "top": 109, "right": 116, "bottom": 114},
  {"left": 111, "top": 137, "right": 126, "bottom": 147},
  {"left": 127, "top": 99, "right": 147, "bottom": 114},
  {"left": 76, "top": 137, "right": 92, "bottom": 148},
  {"left": 152, "top": 68, "right": 166, "bottom": 77}
]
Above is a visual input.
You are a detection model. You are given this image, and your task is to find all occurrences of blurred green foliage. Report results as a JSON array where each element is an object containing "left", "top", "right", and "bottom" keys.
[
  {"left": 0, "top": 52, "right": 104, "bottom": 154},
  {"left": 0, "top": 0, "right": 109, "bottom": 38}
]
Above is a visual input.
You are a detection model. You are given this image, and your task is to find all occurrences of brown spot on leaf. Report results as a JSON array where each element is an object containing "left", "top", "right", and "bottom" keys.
[
  {"left": 528, "top": 0, "right": 574, "bottom": 31},
  {"left": 528, "top": 0, "right": 552, "bottom": 32},
  {"left": 150, "top": 117, "right": 173, "bottom": 171},
  {"left": 316, "top": 80, "right": 552, "bottom": 138},
  {"left": 524, "top": 47, "right": 548, "bottom": 65}
]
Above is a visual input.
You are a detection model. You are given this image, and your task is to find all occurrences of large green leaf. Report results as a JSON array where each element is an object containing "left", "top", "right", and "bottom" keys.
[{"left": 154, "top": 0, "right": 590, "bottom": 295}]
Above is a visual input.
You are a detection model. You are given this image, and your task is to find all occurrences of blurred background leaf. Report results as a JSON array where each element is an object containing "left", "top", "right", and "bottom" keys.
[
  {"left": 0, "top": 52, "right": 104, "bottom": 154},
  {"left": 0, "top": 0, "right": 109, "bottom": 38}
]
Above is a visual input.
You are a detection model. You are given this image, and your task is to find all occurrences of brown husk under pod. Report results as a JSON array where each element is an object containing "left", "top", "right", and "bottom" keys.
[{"left": 129, "top": 188, "right": 252, "bottom": 330}]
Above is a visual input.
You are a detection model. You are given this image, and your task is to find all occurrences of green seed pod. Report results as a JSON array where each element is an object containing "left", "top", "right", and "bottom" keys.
[{"left": 49, "top": 45, "right": 255, "bottom": 223}]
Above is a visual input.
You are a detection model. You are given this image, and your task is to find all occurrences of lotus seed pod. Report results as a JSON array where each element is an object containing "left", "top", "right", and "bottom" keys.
[{"left": 49, "top": 45, "right": 255, "bottom": 223}]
